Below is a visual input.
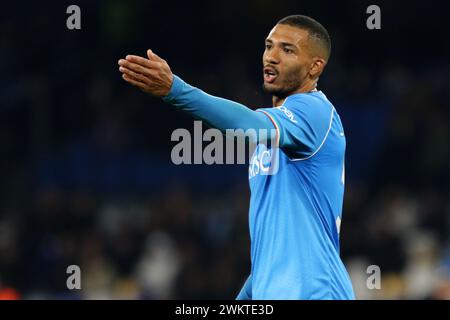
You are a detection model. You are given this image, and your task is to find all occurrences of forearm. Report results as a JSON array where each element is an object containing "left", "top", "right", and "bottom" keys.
[{"left": 163, "top": 76, "right": 275, "bottom": 138}]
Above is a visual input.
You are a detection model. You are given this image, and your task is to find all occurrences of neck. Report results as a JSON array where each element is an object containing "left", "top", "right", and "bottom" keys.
[{"left": 272, "top": 79, "right": 318, "bottom": 107}]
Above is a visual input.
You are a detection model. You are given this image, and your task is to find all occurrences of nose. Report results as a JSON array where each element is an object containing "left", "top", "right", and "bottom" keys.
[{"left": 264, "top": 48, "right": 280, "bottom": 65}]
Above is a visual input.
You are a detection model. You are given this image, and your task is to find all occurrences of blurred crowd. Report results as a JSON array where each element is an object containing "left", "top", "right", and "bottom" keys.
[{"left": 0, "top": 0, "right": 449, "bottom": 299}]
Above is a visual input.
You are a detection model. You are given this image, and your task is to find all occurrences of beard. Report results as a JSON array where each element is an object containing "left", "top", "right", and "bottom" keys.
[{"left": 262, "top": 66, "right": 305, "bottom": 98}]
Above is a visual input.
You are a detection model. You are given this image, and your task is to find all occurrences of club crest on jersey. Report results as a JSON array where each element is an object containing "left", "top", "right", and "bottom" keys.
[{"left": 248, "top": 144, "right": 279, "bottom": 178}]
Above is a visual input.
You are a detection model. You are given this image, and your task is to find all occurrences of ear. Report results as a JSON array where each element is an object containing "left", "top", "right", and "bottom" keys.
[{"left": 309, "top": 57, "right": 326, "bottom": 78}]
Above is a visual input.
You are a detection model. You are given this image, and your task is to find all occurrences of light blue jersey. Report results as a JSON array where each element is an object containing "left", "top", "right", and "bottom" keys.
[
  {"left": 242, "top": 91, "right": 354, "bottom": 299},
  {"left": 163, "top": 76, "right": 354, "bottom": 300}
]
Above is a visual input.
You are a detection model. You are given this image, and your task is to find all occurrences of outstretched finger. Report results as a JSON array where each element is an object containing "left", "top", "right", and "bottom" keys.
[
  {"left": 122, "top": 74, "right": 147, "bottom": 91},
  {"left": 119, "top": 59, "right": 154, "bottom": 77},
  {"left": 125, "top": 55, "right": 160, "bottom": 69},
  {"left": 119, "top": 65, "right": 149, "bottom": 83}
]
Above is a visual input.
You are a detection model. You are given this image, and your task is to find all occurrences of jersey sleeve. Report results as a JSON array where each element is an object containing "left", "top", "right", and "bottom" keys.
[
  {"left": 257, "top": 94, "right": 334, "bottom": 159},
  {"left": 162, "top": 75, "right": 277, "bottom": 144}
]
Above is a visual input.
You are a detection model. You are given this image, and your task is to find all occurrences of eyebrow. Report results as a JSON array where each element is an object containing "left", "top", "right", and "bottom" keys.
[{"left": 265, "top": 39, "right": 297, "bottom": 48}]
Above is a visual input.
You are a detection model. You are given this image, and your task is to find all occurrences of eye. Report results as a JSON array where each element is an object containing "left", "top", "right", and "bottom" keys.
[
  {"left": 283, "top": 47, "right": 293, "bottom": 54},
  {"left": 265, "top": 44, "right": 272, "bottom": 50}
]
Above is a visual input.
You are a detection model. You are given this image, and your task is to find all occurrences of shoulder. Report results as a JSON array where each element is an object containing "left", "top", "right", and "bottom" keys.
[
  {"left": 281, "top": 91, "right": 335, "bottom": 128},
  {"left": 284, "top": 91, "right": 334, "bottom": 115}
]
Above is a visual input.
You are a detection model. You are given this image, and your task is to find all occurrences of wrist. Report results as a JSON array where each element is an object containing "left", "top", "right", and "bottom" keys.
[{"left": 162, "top": 74, "right": 183, "bottom": 102}]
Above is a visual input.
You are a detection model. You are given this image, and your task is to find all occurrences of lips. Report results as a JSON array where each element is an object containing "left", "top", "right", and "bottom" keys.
[{"left": 264, "top": 66, "right": 278, "bottom": 83}]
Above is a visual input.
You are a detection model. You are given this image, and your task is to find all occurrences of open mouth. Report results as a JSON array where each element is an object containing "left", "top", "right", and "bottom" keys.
[{"left": 264, "top": 67, "right": 278, "bottom": 83}]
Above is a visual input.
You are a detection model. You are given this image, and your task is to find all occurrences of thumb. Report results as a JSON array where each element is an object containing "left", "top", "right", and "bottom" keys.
[{"left": 147, "top": 49, "right": 157, "bottom": 61}]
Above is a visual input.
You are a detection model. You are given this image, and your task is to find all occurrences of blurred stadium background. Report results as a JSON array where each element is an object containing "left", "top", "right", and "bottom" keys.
[{"left": 0, "top": 0, "right": 449, "bottom": 299}]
